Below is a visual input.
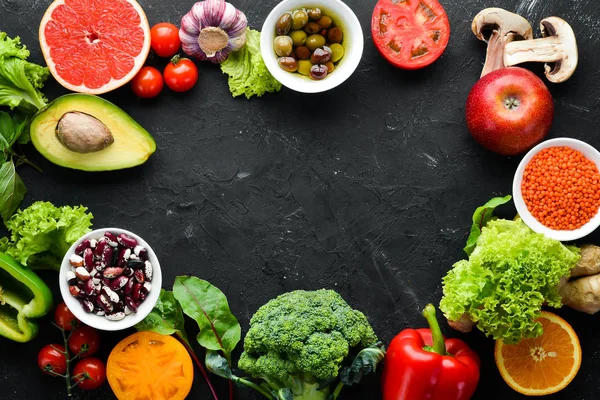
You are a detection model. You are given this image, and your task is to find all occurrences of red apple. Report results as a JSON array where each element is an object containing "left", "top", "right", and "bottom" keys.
[{"left": 466, "top": 67, "right": 554, "bottom": 156}]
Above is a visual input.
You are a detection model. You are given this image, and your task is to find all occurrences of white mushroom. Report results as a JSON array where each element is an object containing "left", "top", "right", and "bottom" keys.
[
  {"left": 472, "top": 8, "right": 533, "bottom": 77},
  {"left": 504, "top": 17, "right": 578, "bottom": 83}
]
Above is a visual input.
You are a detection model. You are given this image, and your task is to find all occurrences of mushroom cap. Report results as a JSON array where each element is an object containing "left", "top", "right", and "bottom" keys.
[
  {"left": 540, "top": 16, "right": 578, "bottom": 83},
  {"left": 472, "top": 7, "right": 533, "bottom": 42}
]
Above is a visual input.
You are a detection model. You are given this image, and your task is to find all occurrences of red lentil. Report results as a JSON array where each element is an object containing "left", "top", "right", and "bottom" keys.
[{"left": 521, "top": 146, "right": 600, "bottom": 231}]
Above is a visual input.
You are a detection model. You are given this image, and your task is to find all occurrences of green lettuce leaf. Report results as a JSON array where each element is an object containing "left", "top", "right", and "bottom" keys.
[
  {"left": 2, "top": 201, "right": 93, "bottom": 270},
  {"left": 464, "top": 195, "right": 512, "bottom": 256},
  {"left": 0, "top": 32, "right": 49, "bottom": 111},
  {"left": 440, "top": 218, "right": 580, "bottom": 344},
  {"left": 220, "top": 28, "right": 282, "bottom": 99}
]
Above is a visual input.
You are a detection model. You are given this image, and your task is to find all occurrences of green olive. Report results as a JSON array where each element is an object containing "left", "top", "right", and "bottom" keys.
[
  {"left": 317, "top": 15, "right": 333, "bottom": 29},
  {"left": 327, "top": 27, "right": 343, "bottom": 44},
  {"left": 276, "top": 12, "right": 292, "bottom": 35},
  {"left": 306, "top": 34, "right": 326, "bottom": 51},
  {"left": 273, "top": 35, "right": 293, "bottom": 57},
  {"left": 292, "top": 9, "right": 309, "bottom": 30},
  {"left": 329, "top": 43, "right": 345, "bottom": 62},
  {"left": 289, "top": 30, "right": 307, "bottom": 47},
  {"left": 298, "top": 59, "right": 313, "bottom": 76},
  {"left": 307, "top": 8, "right": 322, "bottom": 21}
]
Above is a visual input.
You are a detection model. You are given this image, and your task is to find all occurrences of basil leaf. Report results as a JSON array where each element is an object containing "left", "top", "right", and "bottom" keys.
[
  {"left": 173, "top": 276, "right": 241, "bottom": 357},
  {"left": 205, "top": 350, "right": 233, "bottom": 380},
  {"left": 0, "top": 160, "right": 26, "bottom": 223},
  {"left": 0, "top": 110, "right": 29, "bottom": 150},
  {"left": 464, "top": 195, "right": 512, "bottom": 256},
  {"left": 135, "top": 289, "right": 189, "bottom": 345}
]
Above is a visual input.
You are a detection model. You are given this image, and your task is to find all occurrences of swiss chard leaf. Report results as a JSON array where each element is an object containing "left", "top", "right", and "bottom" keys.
[
  {"left": 205, "top": 350, "right": 233, "bottom": 380},
  {"left": 340, "top": 343, "right": 386, "bottom": 386},
  {"left": 0, "top": 160, "right": 26, "bottom": 223},
  {"left": 464, "top": 195, "right": 512, "bottom": 256},
  {"left": 135, "top": 289, "right": 190, "bottom": 345},
  {"left": 173, "top": 276, "right": 241, "bottom": 358}
]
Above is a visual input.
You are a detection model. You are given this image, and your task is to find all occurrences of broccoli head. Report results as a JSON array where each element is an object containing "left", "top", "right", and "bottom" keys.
[{"left": 238, "top": 289, "right": 381, "bottom": 399}]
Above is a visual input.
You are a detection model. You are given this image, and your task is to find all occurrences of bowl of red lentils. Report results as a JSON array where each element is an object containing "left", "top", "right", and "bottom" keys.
[{"left": 513, "top": 138, "right": 600, "bottom": 241}]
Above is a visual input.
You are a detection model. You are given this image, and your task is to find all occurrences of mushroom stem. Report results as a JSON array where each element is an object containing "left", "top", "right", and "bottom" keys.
[
  {"left": 481, "top": 31, "right": 522, "bottom": 77},
  {"left": 504, "top": 36, "right": 567, "bottom": 64}
]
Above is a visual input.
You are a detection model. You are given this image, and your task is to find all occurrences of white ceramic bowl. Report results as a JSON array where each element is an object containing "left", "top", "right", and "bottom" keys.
[
  {"left": 59, "top": 228, "right": 162, "bottom": 331},
  {"left": 513, "top": 138, "right": 600, "bottom": 241},
  {"left": 260, "top": 0, "right": 364, "bottom": 93}
]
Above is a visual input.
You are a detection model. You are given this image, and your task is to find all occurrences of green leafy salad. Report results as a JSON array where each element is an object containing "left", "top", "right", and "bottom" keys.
[
  {"left": 221, "top": 28, "right": 282, "bottom": 99},
  {"left": 440, "top": 196, "right": 580, "bottom": 344},
  {"left": 0, "top": 32, "right": 50, "bottom": 223}
]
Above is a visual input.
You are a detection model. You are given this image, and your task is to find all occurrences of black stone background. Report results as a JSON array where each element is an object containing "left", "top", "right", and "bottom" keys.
[{"left": 1, "top": 0, "right": 600, "bottom": 399}]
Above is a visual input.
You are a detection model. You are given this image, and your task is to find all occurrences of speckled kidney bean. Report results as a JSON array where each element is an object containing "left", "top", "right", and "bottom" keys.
[
  {"left": 75, "top": 239, "right": 90, "bottom": 254},
  {"left": 83, "top": 248, "right": 94, "bottom": 272},
  {"left": 117, "top": 233, "right": 138, "bottom": 248}
]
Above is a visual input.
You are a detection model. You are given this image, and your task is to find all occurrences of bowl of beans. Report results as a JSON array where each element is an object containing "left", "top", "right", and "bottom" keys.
[
  {"left": 260, "top": 0, "right": 363, "bottom": 93},
  {"left": 513, "top": 138, "right": 600, "bottom": 241},
  {"left": 59, "top": 228, "right": 162, "bottom": 331}
]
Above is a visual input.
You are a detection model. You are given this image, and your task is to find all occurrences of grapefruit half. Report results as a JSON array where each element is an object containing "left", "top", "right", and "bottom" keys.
[{"left": 39, "top": 0, "right": 151, "bottom": 94}]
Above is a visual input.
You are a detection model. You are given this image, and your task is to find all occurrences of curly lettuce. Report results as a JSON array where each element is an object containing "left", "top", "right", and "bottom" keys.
[
  {"left": 0, "top": 201, "right": 93, "bottom": 271},
  {"left": 0, "top": 31, "right": 49, "bottom": 111},
  {"left": 220, "top": 28, "right": 281, "bottom": 99},
  {"left": 440, "top": 218, "right": 580, "bottom": 344}
]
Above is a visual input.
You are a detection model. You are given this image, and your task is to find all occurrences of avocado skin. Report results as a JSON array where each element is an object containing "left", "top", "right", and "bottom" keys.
[{"left": 30, "top": 94, "right": 157, "bottom": 171}]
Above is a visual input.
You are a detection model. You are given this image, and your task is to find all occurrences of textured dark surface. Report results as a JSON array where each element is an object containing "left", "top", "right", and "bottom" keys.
[{"left": 1, "top": 0, "right": 600, "bottom": 399}]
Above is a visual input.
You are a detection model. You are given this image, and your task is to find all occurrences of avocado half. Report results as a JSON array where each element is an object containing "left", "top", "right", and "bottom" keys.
[{"left": 30, "top": 94, "right": 156, "bottom": 171}]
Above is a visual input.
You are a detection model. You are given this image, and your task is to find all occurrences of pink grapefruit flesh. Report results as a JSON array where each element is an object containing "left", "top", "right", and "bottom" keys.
[{"left": 39, "top": 0, "right": 151, "bottom": 94}]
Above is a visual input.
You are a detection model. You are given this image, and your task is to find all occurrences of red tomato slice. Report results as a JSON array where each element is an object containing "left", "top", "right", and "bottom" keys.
[{"left": 371, "top": 0, "right": 450, "bottom": 70}]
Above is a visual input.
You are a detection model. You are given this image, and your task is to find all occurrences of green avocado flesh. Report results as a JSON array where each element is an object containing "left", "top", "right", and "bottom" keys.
[{"left": 30, "top": 94, "right": 156, "bottom": 171}]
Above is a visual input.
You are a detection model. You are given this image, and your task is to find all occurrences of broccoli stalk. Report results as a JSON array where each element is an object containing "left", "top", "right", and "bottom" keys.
[{"left": 234, "top": 290, "right": 385, "bottom": 400}]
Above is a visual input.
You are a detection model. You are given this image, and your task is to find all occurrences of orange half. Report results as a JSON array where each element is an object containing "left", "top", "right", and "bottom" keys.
[{"left": 494, "top": 311, "right": 582, "bottom": 396}]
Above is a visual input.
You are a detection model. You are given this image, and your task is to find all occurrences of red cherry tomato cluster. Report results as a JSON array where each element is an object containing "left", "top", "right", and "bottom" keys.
[
  {"left": 131, "top": 22, "right": 198, "bottom": 98},
  {"left": 38, "top": 303, "right": 106, "bottom": 394}
]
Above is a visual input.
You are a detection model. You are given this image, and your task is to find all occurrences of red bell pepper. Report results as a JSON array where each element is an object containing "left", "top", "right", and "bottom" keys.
[{"left": 382, "top": 304, "right": 480, "bottom": 400}]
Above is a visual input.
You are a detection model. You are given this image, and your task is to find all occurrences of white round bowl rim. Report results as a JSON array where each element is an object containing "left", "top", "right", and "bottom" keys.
[
  {"left": 59, "top": 228, "right": 162, "bottom": 331},
  {"left": 513, "top": 137, "right": 600, "bottom": 242},
  {"left": 260, "top": 0, "right": 364, "bottom": 93}
]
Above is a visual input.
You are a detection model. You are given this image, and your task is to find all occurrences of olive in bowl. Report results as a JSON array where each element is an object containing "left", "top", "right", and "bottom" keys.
[
  {"left": 59, "top": 228, "right": 162, "bottom": 331},
  {"left": 261, "top": 0, "right": 363, "bottom": 93}
]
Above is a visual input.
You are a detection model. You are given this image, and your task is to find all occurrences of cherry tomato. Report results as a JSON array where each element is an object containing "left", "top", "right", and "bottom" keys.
[
  {"left": 73, "top": 358, "right": 106, "bottom": 390},
  {"left": 54, "top": 302, "right": 80, "bottom": 331},
  {"left": 151, "top": 22, "right": 182, "bottom": 58},
  {"left": 164, "top": 56, "right": 198, "bottom": 92},
  {"left": 371, "top": 0, "right": 450, "bottom": 69},
  {"left": 68, "top": 325, "right": 101, "bottom": 358},
  {"left": 38, "top": 344, "right": 67, "bottom": 376},
  {"left": 131, "top": 66, "right": 164, "bottom": 98}
]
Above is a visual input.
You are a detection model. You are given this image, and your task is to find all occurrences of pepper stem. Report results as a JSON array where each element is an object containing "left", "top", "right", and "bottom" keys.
[{"left": 422, "top": 304, "right": 446, "bottom": 355}]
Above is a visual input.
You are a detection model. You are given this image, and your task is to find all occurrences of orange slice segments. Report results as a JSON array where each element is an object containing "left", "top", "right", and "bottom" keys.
[{"left": 494, "top": 311, "right": 582, "bottom": 396}]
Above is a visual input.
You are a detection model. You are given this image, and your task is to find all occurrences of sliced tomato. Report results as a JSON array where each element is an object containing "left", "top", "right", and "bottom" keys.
[{"left": 371, "top": 0, "right": 450, "bottom": 70}]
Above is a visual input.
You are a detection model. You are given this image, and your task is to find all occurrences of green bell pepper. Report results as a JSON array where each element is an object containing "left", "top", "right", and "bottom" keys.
[{"left": 0, "top": 252, "right": 53, "bottom": 342}]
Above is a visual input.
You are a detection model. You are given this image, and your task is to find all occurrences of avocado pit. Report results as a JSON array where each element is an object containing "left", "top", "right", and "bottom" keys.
[{"left": 56, "top": 111, "right": 114, "bottom": 153}]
